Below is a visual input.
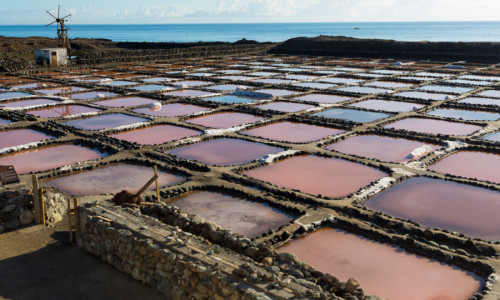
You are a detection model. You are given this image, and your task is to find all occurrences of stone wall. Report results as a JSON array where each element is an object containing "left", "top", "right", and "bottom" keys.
[
  {"left": 42, "top": 190, "right": 68, "bottom": 228},
  {"left": 0, "top": 186, "right": 33, "bottom": 233}
]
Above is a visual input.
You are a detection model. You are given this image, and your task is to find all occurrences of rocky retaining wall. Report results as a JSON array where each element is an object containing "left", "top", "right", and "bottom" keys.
[{"left": 0, "top": 186, "right": 33, "bottom": 233}]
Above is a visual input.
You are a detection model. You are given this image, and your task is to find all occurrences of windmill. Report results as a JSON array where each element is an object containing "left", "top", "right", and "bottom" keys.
[{"left": 45, "top": 5, "right": 71, "bottom": 56}]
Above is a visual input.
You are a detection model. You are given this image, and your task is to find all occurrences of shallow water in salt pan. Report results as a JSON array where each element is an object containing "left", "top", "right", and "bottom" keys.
[
  {"left": 256, "top": 102, "right": 313, "bottom": 113},
  {"left": 243, "top": 155, "right": 385, "bottom": 198},
  {"left": 63, "top": 114, "right": 148, "bottom": 130},
  {"left": 133, "top": 103, "right": 210, "bottom": 117},
  {"left": 204, "top": 95, "right": 260, "bottom": 104},
  {"left": 0, "top": 144, "right": 104, "bottom": 174},
  {"left": 169, "top": 138, "right": 283, "bottom": 166},
  {"left": 27, "top": 105, "right": 102, "bottom": 118},
  {"left": 0, "top": 98, "right": 59, "bottom": 108},
  {"left": 185, "top": 112, "right": 264, "bottom": 129},
  {"left": 109, "top": 124, "right": 200, "bottom": 145},
  {"left": 313, "top": 108, "right": 390, "bottom": 123},
  {"left": 94, "top": 96, "right": 157, "bottom": 108},
  {"left": 429, "top": 151, "right": 500, "bottom": 183},
  {"left": 365, "top": 177, "right": 500, "bottom": 240},
  {"left": 395, "top": 91, "right": 450, "bottom": 101},
  {"left": 384, "top": 118, "right": 482, "bottom": 136},
  {"left": 44, "top": 163, "right": 184, "bottom": 195},
  {"left": 459, "top": 97, "right": 500, "bottom": 106},
  {"left": 484, "top": 132, "right": 500, "bottom": 142},
  {"left": 168, "top": 191, "right": 293, "bottom": 238},
  {"left": 241, "top": 121, "right": 342, "bottom": 143},
  {"left": 0, "top": 129, "right": 53, "bottom": 149},
  {"left": 69, "top": 91, "right": 117, "bottom": 100},
  {"left": 0, "top": 118, "right": 11, "bottom": 126},
  {"left": 163, "top": 89, "right": 216, "bottom": 98},
  {"left": 350, "top": 99, "right": 423, "bottom": 112},
  {"left": 278, "top": 228, "right": 482, "bottom": 300},
  {"left": 293, "top": 94, "right": 352, "bottom": 104},
  {"left": 427, "top": 108, "right": 500, "bottom": 121}
]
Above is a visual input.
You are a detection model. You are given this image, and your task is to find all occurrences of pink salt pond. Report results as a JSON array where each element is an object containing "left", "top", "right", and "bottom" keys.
[
  {"left": 63, "top": 114, "right": 148, "bottom": 131},
  {"left": 365, "top": 177, "right": 500, "bottom": 240},
  {"left": 109, "top": 124, "right": 200, "bottom": 145},
  {"left": 243, "top": 155, "right": 385, "bottom": 198},
  {"left": 0, "top": 98, "right": 59, "bottom": 108},
  {"left": 27, "top": 105, "right": 102, "bottom": 118},
  {"left": 0, "top": 129, "right": 52, "bottom": 149},
  {"left": 169, "top": 138, "right": 284, "bottom": 166},
  {"left": 133, "top": 103, "right": 210, "bottom": 117},
  {"left": 185, "top": 112, "right": 264, "bottom": 129},
  {"left": 429, "top": 151, "right": 500, "bottom": 183},
  {"left": 278, "top": 228, "right": 482, "bottom": 300},
  {"left": 327, "top": 135, "right": 440, "bottom": 162},
  {"left": 384, "top": 118, "right": 482, "bottom": 136},
  {"left": 168, "top": 191, "right": 293, "bottom": 238},
  {"left": 94, "top": 96, "right": 157, "bottom": 108},
  {"left": 0, "top": 144, "right": 104, "bottom": 174},
  {"left": 44, "top": 164, "right": 184, "bottom": 196},
  {"left": 256, "top": 102, "right": 314, "bottom": 113},
  {"left": 163, "top": 90, "right": 216, "bottom": 98},
  {"left": 241, "top": 121, "right": 342, "bottom": 143},
  {"left": 293, "top": 94, "right": 352, "bottom": 104}
]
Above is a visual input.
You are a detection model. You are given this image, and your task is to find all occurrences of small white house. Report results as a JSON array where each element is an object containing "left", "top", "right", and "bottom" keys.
[{"left": 35, "top": 48, "right": 68, "bottom": 67}]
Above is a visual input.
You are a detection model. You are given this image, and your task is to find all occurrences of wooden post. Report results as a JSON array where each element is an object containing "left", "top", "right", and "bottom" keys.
[
  {"left": 32, "top": 175, "right": 41, "bottom": 224},
  {"left": 74, "top": 198, "right": 80, "bottom": 241},
  {"left": 154, "top": 166, "right": 160, "bottom": 202},
  {"left": 40, "top": 188, "right": 46, "bottom": 226},
  {"left": 67, "top": 198, "right": 73, "bottom": 244}
]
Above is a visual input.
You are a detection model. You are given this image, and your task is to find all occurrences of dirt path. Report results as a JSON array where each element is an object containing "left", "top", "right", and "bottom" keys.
[{"left": 0, "top": 219, "right": 164, "bottom": 300}]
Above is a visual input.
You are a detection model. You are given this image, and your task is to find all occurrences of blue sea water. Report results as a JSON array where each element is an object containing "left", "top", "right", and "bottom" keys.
[{"left": 1, "top": 22, "right": 500, "bottom": 43}]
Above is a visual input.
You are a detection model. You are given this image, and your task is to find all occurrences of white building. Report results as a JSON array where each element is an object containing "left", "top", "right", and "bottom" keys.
[{"left": 35, "top": 48, "right": 68, "bottom": 67}]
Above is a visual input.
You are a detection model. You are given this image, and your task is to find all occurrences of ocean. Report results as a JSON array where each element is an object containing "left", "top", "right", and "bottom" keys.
[{"left": 1, "top": 22, "right": 500, "bottom": 43}]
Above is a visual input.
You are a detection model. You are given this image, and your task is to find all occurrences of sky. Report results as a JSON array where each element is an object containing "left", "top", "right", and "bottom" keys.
[{"left": 1, "top": 0, "right": 500, "bottom": 25}]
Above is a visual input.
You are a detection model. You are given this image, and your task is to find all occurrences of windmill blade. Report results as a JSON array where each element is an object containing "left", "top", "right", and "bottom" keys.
[
  {"left": 61, "top": 14, "right": 72, "bottom": 19},
  {"left": 45, "top": 20, "right": 57, "bottom": 27},
  {"left": 58, "top": 5, "right": 60, "bottom": 18},
  {"left": 46, "top": 10, "right": 57, "bottom": 19}
]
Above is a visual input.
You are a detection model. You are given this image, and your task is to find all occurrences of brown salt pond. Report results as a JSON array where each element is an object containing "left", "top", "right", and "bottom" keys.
[
  {"left": 293, "top": 94, "right": 352, "bottom": 104},
  {"left": 109, "top": 124, "right": 200, "bottom": 145},
  {"left": 241, "top": 121, "right": 343, "bottom": 143},
  {"left": 327, "top": 135, "right": 440, "bottom": 162},
  {"left": 429, "top": 151, "right": 500, "bottom": 183},
  {"left": 0, "top": 129, "right": 53, "bottom": 149},
  {"left": 243, "top": 155, "right": 385, "bottom": 198},
  {"left": 185, "top": 112, "right": 264, "bottom": 128},
  {"left": 0, "top": 98, "right": 59, "bottom": 108},
  {"left": 384, "top": 118, "right": 482, "bottom": 136},
  {"left": 0, "top": 144, "right": 105, "bottom": 174},
  {"left": 350, "top": 99, "right": 424, "bottom": 112},
  {"left": 44, "top": 163, "right": 185, "bottom": 196},
  {"left": 365, "top": 177, "right": 500, "bottom": 240},
  {"left": 256, "top": 102, "right": 314, "bottom": 113},
  {"left": 169, "top": 138, "right": 284, "bottom": 166},
  {"left": 278, "top": 228, "right": 482, "bottom": 300},
  {"left": 27, "top": 105, "right": 102, "bottom": 118},
  {"left": 133, "top": 103, "right": 210, "bottom": 117},
  {"left": 167, "top": 191, "right": 293, "bottom": 238},
  {"left": 93, "top": 96, "right": 157, "bottom": 108},
  {"left": 63, "top": 114, "right": 148, "bottom": 131}
]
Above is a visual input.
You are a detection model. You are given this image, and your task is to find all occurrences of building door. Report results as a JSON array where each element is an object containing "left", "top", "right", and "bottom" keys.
[{"left": 51, "top": 51, "right": 57, "bottom": 67}]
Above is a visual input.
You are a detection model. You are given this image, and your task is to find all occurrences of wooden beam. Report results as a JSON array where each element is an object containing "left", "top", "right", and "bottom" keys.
[
  {"left": 154, "top": 166, "right": 160, "bottom": 202},
  {"left": 32, "top": 175, "right": 41, "bottom": 224},
  {"left": 134, "top": 173, "right": 158, "bottom": 198}
]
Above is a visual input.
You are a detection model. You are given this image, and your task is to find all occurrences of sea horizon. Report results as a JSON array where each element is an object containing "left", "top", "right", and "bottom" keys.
[{"left": 1, "top": 21, "right": 500, "bottom": 43}]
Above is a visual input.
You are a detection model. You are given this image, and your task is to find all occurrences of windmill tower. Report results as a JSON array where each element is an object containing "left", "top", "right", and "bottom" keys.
[{"left": 45, "top": 5, "right": 71, "bottom": 56}]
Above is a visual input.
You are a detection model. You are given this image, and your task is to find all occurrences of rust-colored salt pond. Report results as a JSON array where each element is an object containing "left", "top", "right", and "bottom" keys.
[
  {"left": 44, "top": 163, "right": 184, "bottom": 196},
  {"left": 0, "top": 129, "right": 53, "bottom": 149},
  {"left": 384, "top": 118, "right": 482, "bottom": 136},
  {"left": 429, "top": 151, "right": 500, "bottom": 183},
  {"left": 0, "top": 98, "right": 59, "bottom": 108},
  {"left": 0, "top": 144, "right": 105, "bottom": 174},
  {"left": 256, "top": 102, "right": 314, "bottom": 113},
  {"left": 365, "top": 177, "right": 500, "bottom": 240},
  {"left": 167, "top": 191, "right": 293, "bottom": 238},
  {"left": 241, "top": 121, "right": 342, "bottom": 143},
  {"left": 243, "top": 155, "right": 385, "bottom": 198},
  {"left": 109, "top": 124, "right": 200, "bottom": 145},
  {"left": 133, "top": 103, "right": 210, "bottom": 117},
  {"left": 27, "top": 105, "right": 102, "bottom": 118},
  {"left": 185, "top": 112, "right": 264, "bottom": 129},
  {"left": 163, "top": 89, "right": 216, "bottom": 98},
  {"left": 63, "top": 114, "right": 148, "bottom": 131},
  {"left": 69, "top": 91, "right": 118, "bottom": 100},
  {"left": 350, "top": 99, "right": 424, "bottom": 112},
  {"left": 93, "top": 96, "right": 157, "bottom": 108},
  {"left": 293, "top": 94, "right": 352, "bottom": 104},
  {"left": 169, "top": 138, "right": 283, "bottom": 166},
  {"left": 278, "top": 228, "right": 482, "bottom": 300},
  {"left": 327, "top": 135, "right": 440, "bottom": 162}
]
